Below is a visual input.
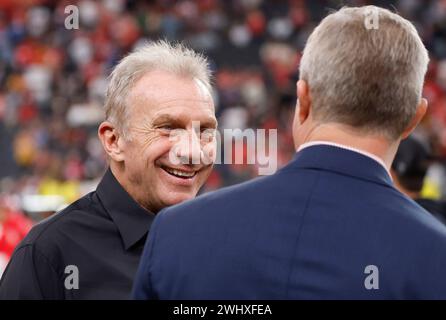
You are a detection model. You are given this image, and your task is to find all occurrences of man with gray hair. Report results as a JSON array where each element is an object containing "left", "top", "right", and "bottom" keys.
[
  {"left": 0, "top": 41, "right": 217, "bottom": 299},
  {"left": 133, "top": 6, "right": 446, "bottom": 299}
]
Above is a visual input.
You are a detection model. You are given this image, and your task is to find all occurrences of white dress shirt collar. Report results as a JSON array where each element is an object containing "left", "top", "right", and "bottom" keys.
[{"left": 297, "top": 140, "right": 392, "bottom": 180}]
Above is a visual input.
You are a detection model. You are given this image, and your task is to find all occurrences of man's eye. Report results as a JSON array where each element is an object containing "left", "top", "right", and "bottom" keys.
[
  {"left": 201, "top": 128, "right": 216, "bottom": 134},
  {"left": 158, "top": 125, "right": 173, "bottom": 131},
  {"left": 201, "top": 129, "right": 216, "bottom": 140}
]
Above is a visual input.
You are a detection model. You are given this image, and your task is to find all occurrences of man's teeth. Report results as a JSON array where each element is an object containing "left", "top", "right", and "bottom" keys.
[{"left": 164, "top": 167, "right": 195, "bottom": 178}]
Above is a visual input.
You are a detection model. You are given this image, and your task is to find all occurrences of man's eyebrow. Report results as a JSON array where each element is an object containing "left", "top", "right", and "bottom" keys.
[
  {"left": 152, "top": 114, "right": 217, "bottom": 128},
  {"left": 201, "top": 118, "right": 218, "bottom": 128},
  {"left": 152, "top": 114, "right": 181, "bottom": 124}
]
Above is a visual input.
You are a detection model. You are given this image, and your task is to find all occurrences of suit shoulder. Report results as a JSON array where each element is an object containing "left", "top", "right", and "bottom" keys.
[
  {"left": 158, "top": 168, "right": 316, "bottom": 224},
  {"left": 167, "top": 174, "right": 278, "bottom": 213},
  {"left": 388, "top": 190, "right": 446, "bottom": 244}
]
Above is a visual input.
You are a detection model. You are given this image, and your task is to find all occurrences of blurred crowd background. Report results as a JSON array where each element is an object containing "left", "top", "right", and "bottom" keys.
[{"left": 0, "top": 0, "right": 446, "bottom": 272}]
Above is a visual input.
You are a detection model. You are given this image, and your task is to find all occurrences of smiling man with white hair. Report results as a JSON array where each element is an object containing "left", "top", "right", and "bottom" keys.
[{"left": 0, "top": 41, "right": 217, "bottom": 299}]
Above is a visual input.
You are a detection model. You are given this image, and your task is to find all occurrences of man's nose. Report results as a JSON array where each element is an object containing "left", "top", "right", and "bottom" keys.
[{"left": 176, "top": 129, "right": 202, "bottom": 165}]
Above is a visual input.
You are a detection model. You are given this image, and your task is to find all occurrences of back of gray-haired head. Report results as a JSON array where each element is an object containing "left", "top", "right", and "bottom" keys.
[{"left": 299, "top": 6, "right": 429, "bottom": 140}]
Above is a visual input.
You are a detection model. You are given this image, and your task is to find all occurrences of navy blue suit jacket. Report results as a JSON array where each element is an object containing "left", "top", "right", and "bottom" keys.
[{"left": 133, "top": 145, "right": 446, "bottom": 299}]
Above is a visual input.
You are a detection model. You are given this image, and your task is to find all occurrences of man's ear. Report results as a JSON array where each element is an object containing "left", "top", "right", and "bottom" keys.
[
  {"left": 98, "top": 121, "right": 126, "bottom": 162},
  {"left": 296, "top": 80, "right": 312, "bottom": 124},
  {"left": 401, "top": 98, "right": 428, "bottom": 139}
]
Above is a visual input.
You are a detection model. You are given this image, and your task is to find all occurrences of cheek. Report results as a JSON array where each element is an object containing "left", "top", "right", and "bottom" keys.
[
  {"left": 197, "top": 164, "right": 213, "bottom": 184},
  {"left": 134, "top": 133, "right": 173, "bottom": 165},
  {"left": 203, "top": 140, "right": 217, "bottom": 162}
]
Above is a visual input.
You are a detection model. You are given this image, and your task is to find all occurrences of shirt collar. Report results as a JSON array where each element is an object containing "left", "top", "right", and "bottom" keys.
[
  {"left": 96, "top": 168, "right": 155, "bottom": 251},
  {"left": 298, "top": 141, "right": 392, "bottom": 180},
  {"left": 289, "top": 142, "right": 393, "bottom": 187}
]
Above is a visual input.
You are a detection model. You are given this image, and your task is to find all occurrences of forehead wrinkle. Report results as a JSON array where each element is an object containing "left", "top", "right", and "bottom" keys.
[
  {"left": 131, "top": 93, "right": 213, "bottom": 115},
  {"left": 127, "top": 89, "right": 156, "bottom": 119},
  {"left": 132, "top": 79, "right": 211, "bottom": 103},
  {"left": 129, "top": 83, "right": 215, "bottom": 127},
  {"left": 130, "top": 76, "right": 213, "bottom": 110},
  {"left": 153, "top": 98, "right": 213, "bottom": 109},
  {"left": 150, "top": 100, "right": 215, "bottom": 122},
  {"left": 155, "top": 107, "right": 214, "bottom": 125},
  {"left": 129, "top": 100, "right": 216, "bottom": 132}
]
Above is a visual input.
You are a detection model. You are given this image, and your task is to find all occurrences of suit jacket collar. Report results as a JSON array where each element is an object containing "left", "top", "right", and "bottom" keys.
[
  {"left": 287, "top": 144, "right": 393, "bottom": 188},
  {"left": 96, "top": 168, "right": 155, "bottom": 250}
]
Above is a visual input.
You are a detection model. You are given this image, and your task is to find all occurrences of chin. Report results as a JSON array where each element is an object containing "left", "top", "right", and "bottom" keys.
[{"left": 163, "top": 192, "right": 197, "bottom": 207}]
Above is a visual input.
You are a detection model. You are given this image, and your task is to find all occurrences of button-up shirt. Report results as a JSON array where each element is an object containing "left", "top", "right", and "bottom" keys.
[{"left": 0, "top": 168, "right": 154, "bottom": 299}]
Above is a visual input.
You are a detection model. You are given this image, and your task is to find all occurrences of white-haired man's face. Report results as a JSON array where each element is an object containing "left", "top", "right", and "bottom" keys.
[{"left": 100, "top": 70, "right": 217, "bottom": 213}]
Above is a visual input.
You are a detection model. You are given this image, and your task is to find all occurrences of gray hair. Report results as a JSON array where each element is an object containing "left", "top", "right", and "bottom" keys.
[
  {"left": 299, "top": 6, "right": 429, "bottom": 139},
  {"left": 104, "top": 40, "right": 212, "bottom": 138}
]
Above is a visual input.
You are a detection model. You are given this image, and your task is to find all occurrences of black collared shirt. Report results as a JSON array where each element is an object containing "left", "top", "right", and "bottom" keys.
[{"left": 0, "top": 169, "right": 154, "bottom": 299}]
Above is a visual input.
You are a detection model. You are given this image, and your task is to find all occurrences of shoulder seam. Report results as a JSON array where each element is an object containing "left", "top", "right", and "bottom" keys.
[
  {"left": 29, "top": 194, "right": 94, "bottom": 245},
  {"left": 280, "top": 166, "right": 393, "bottom": 190},
  {"left": 12, "top": 244, "right": 64, "bottom": 281}
]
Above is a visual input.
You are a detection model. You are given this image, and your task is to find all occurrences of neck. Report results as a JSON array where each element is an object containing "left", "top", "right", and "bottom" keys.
[{"left": 297, "top": 123, "right": 399, "bottom": 171}]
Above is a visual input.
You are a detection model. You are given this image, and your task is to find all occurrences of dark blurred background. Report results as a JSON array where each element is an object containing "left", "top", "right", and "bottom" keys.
[{"left": 0, "top": 0, "right": 446, "bottom": 272}]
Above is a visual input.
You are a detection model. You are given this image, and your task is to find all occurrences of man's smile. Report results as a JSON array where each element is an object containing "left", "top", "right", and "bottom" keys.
[{"left": 161, "top": 165, "right": 198, "bottom": 179}]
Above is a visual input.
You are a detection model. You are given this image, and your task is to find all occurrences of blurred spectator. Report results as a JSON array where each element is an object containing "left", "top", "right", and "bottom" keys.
[
  {"left": 0, "top": 196, "right": 32, "bottom": 278},
  {"left": 392, "top": 135, "right": 446, "bottom": 224}
]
